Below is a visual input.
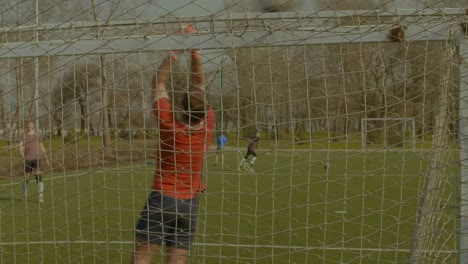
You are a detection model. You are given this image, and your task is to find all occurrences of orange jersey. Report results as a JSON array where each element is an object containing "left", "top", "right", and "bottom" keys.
[{"left": 152, "top": 97, "right": 215, "bottom": 199}]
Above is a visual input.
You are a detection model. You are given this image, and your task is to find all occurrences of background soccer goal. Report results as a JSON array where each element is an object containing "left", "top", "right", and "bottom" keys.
[
  {"left": 361, "top": 117, "right": 416, "bottom": 153},
  {"left": 0, "top": 0, "right": 467, "bottom": 263}
]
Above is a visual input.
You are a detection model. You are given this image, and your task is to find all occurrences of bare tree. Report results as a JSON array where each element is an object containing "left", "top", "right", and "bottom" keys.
[
  {"left": 111, "top": 66, "right": 150, "bottom": 138},
  {"left": 0, "top": 81, "right": 12, "bottom": 141},
  {"left": 90, "top": 0, "right": 122, "bottom": 154},
  {"left": 54, "top": 63, "right": 100, "bottom": 135}
]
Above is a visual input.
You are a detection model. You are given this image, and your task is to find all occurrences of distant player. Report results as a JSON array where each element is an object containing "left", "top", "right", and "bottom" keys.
[
  {"left": 239, "top": 131, "right": 260, "bottom": 166},
  {"left": 18, "top": 120, "right": 49, "bottom": 203},
  {"left": 213, "top": 131, "right": 227, "bottom": 166}
]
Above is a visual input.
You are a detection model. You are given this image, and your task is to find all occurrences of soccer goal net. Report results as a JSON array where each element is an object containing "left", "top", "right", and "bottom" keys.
[{"left": 0, "top": 1, "right": 466, "bottom": 263}]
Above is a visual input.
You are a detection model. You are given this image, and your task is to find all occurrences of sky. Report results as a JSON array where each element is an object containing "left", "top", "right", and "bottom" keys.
[{"left": 135, "top": 0, "right": 226, "bottom": 17}]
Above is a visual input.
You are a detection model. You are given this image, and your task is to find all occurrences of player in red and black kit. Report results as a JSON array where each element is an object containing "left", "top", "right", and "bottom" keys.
[
  {"left": 239, "top": 131, "right": 260, "bottom": 166},
  {"left": 133, "top": 25, "right": 215, "bottom": 264}
]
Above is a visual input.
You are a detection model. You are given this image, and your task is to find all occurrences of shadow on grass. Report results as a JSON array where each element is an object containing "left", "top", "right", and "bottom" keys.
[{"left": 0, "top": 196, "right": 23, "bottom": 201}]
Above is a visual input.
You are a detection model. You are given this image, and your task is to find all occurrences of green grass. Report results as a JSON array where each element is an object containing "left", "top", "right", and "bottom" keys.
[
  {"left": 0, "top": 149, "right": 460, "bottom": 263},
  {"left": 0, "top": 130, "right": 441, "bottom": 159}
]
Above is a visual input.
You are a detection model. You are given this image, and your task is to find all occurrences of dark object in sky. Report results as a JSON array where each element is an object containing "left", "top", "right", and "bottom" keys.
[{"left": 257, "top": 0, "right": 302, "bottom": 12}]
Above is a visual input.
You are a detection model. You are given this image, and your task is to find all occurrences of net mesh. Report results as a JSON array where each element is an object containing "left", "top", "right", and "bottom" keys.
[{"left": 0, "top": 1, "right": 466, "bottom": 263}]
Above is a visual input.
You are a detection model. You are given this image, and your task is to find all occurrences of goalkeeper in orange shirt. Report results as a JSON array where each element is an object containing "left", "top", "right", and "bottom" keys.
[{"left": 132, "top": 25, "right": 215, "bottom": 264}]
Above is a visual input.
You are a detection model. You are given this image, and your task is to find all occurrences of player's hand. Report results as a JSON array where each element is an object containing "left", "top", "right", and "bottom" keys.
[
  {"left": 169, "top": 50, "right": 180, "bottom": 61},
  {"left": 182, "top": 24, "right": 196, "bottom": 34},
  {"left": 174, "top": 24, "right": 196, "bottom": 35},
  {"left": 173, "top": 24, "right": 199, "bottom": 57},
  {"left": 191, "top": 49, "right": 201, "bottom": 56},
  {"left": 170, "top": 27, "right": 188, "bottom": 59}
]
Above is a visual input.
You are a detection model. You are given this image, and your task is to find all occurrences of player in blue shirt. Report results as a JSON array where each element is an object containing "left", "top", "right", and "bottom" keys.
[{"left": 214, "top": 132, "right": 227, "bottom": 166}]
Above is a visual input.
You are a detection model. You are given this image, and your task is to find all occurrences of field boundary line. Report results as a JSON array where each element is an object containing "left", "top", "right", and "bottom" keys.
[{"left": 0, "top": 240, "right": 458, "bottom": 254}]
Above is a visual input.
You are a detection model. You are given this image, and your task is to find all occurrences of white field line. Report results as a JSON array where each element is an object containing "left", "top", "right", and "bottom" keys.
[
  {"left": 209, "top": 146, "right": 431, "bottom": 153},
  {"left": 0, "top": 147, "right": 429, "bottom": 188},
  {"left": 0, "top": 164, "right": 150, "bottom": 187},
  {"left": 0, "top": 169, "right": 419, "bottom": 188},
  {"left": 0, "top": 240, "right": 458, "bottom": 254}
]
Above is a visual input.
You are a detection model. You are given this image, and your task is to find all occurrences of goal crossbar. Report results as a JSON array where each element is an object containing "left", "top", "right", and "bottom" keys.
[
  {"left": 1, "top": 8, "right": 466, "bottom": 33},
  {"left": 0, "top": 9, "right": 466, "bottom": 58}
]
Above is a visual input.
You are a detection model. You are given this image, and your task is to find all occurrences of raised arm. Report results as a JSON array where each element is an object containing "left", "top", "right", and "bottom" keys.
[
  {"left": 190, "top": 50, "right": 204, "bottom": 90},
  {"left": 181, "top": 24, "right": 204, "bottom": 90},
  {"left": 152, "top": 54, "right": 177, "bottom": 101}
]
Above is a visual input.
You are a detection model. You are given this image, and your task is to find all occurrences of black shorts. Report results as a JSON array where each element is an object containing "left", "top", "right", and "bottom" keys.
[
  {"left": 25, "top": 159, "right": 41, "bottom": 173},
  {"left": 245, "top": 149, "right": 256, "bottom": 157},
  {"left": 135, "top": 191, "right": 200, "bottom": 250}
]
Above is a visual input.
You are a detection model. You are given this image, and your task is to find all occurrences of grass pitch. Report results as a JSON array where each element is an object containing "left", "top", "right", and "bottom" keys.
[{"left": 0, "top": 148, "right": 459, "bottom": 263}]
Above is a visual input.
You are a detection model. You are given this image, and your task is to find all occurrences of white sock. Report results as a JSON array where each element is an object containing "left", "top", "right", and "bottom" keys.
[
  {"left": 240, "top": 158, "right": 245, "bottom": 165},
  {"left": 23, "top": 182, "right": 28, "bottom": 196},
  {"left": 250, "top": 157, "right": 257, "bottom": 165},
  {"left": 38, "top": 182, "right": 44, "bottom": 196}
]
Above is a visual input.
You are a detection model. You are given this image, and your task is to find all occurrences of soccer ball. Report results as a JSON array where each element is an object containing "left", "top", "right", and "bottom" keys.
[
  {"left": 323, "top": 161, "right": 330, "bottom": 169},
  {"left": 251, "top": 0, "right": 303, "bottom": 12}
]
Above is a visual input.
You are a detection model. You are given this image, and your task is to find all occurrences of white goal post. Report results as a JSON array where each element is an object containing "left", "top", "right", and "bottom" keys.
[{"left": 361, "top": 117, "right": 416, "bottom": 153}]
